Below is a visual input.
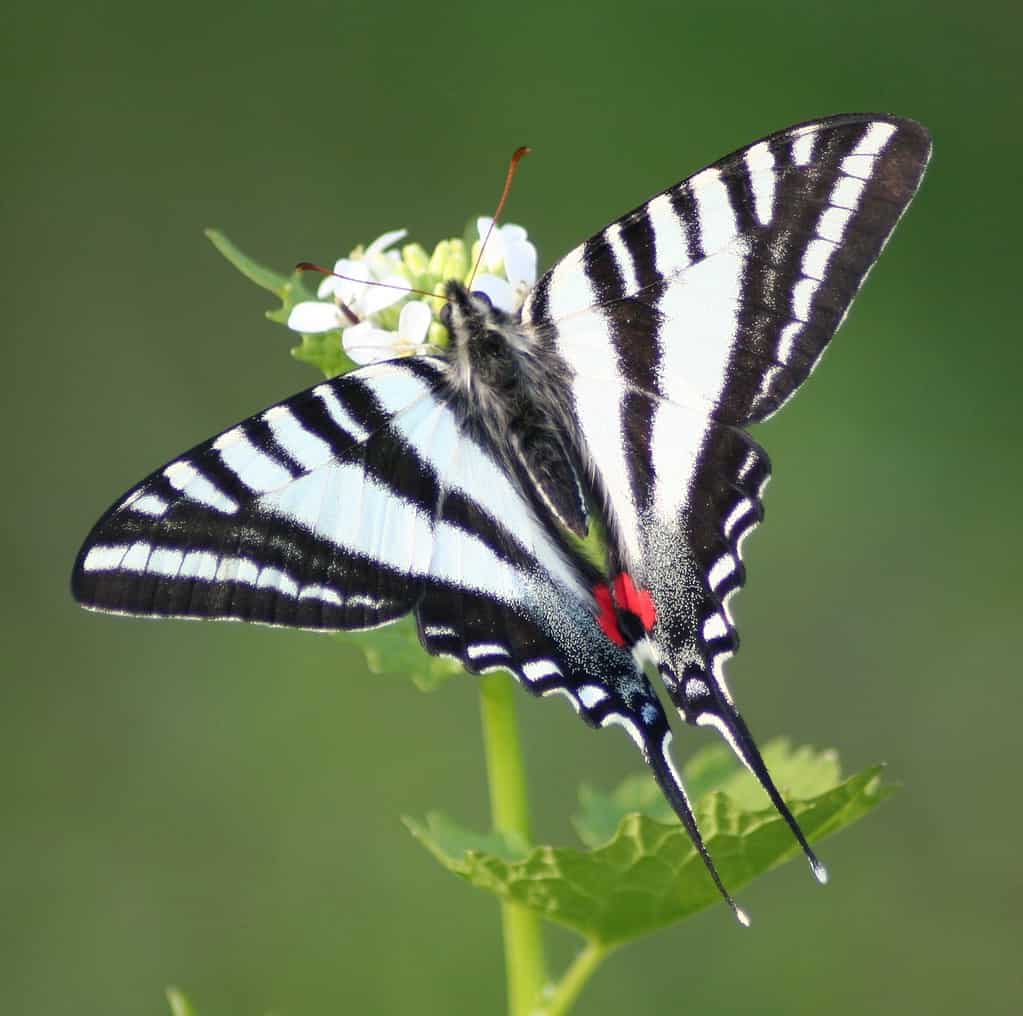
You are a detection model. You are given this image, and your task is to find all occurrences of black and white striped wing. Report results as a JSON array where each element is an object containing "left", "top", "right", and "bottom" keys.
[
  {"left": 522, "top": 114, "right": 931, "bottom": 875},
  {"left": 72, "top": 356, "right": 747, "bottom": 911}
]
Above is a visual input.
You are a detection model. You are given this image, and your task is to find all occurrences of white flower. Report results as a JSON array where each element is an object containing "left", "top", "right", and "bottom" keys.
[
  {"left": 284, "top": 220, "right": 540, "bottom": 372},
  {"left": 341, "top": 300, "right": 433, "bottom": 365},
  {"left": 472, "top": 217, "right": 538, "bottom": 313},
  {"left": 287, "top": 228, "right": 409, "bottom": 334}
]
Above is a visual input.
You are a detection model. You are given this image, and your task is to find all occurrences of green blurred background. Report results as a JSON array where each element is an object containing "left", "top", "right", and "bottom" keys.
[{"left": 5, "top": 1, "right": 1020, "bottom": 1012}]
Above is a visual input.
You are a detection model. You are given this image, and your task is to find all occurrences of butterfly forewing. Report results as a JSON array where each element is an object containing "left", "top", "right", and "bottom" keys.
[
  {"left": 73, "top": 355, "right": 696, "bottom": 803},
  {"left": 527, "top": 114, "right": 931, "bottom": 423}
]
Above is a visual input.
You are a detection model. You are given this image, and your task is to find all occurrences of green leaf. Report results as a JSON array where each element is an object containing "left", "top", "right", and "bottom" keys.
[
  {"left": 405, "top": 811, "right": 530, "bottom": 863},
  {"left": 573, "top": 738, "right": 842, "bottom": 845},
  {"left": 344, "top": 615, "right": 463, "bottom": 692},
  {"left": 408, "top": 742, "right": 893, "bottom": 947},
  {"left": 206, "top": 228, "right": 346, "bottom": 377},
  {"left": 289, "top": 330, "right": 356, "bottom": 378},
  {"left": 165, "top": 987, "right": 197, "bottom": 1016},
  {"left": 205, "top": 228, "right": 290, "bottom": 295}
]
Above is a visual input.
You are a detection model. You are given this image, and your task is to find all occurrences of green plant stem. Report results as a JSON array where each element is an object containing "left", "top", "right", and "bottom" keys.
[
  {"left": 479, "top": 673, "right": 546, "bottom": 1016},
  {"left": 537, "top": 942, "right": 609, "bottom": 1016}
]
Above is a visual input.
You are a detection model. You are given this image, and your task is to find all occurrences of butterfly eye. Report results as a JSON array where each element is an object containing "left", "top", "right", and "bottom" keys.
[
  {"left": 470, "top": 289, "right": 494, "bottom": 310},
  {"left": 439, "top": 303, "right": 453, "bottom": 329}
]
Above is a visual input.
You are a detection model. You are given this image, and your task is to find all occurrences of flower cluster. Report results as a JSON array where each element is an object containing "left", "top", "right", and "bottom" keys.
[{"left": 287, "top": 219, "right": 539, "bottom": 366}]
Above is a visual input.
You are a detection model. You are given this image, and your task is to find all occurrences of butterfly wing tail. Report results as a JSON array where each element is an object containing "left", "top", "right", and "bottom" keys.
[
  {"left": 639, "top": 719, "right": 751, "bottom": 927},
  {"left": 670, "top": 669, "right": 828, "bottom": 885}
]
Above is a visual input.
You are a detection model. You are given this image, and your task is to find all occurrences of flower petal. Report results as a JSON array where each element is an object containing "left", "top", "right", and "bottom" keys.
[
  {"left": 360, "top": 274, "right": 409, "bottom": 315},
  {"left": 476, "top": 216, "right": 495, "bottom": 241},
  {"left": 503, "top": 234, "right": 537, "bottom": 289},
  {"left": 471, "top": 275, "right": 516, "bottom": 314},
  {"left": 398, "top": 300, "right": 433, "bottom": 345},
  {"left": 365, "top": 228, "right": 408, "bottom": 257},
  {"left": 318, "top": 258, "right": 371, "bottom": 301},
  {"left": 287, "top": 301, "right": 342, "bottom": 333},
  {"left": 476, "top": 216, "right": 504, "bottom": 271},
  {"left": 500, "top": 223, "right": 528, "bottom": 245},
  {"left": 342, "top": 321, "right": 399, "bottom": 365}
]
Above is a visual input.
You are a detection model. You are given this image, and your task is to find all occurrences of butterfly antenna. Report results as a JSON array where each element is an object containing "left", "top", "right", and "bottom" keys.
[
  {"left": 704, "top": 704, "right": 829, "bottom": 885},
  {"left": 467, "top": 145, "right": 531, "bottom": 288},
  {"left": 295, "top": 262, "right": 451, "bottom": 322},
  {"left": 647, "top": 730, "right": 751, "bottom": 927}
]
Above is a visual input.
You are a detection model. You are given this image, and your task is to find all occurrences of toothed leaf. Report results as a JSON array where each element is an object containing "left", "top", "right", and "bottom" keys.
[{"left": 408, "top": 745, "right": 893, "bottom": 946}]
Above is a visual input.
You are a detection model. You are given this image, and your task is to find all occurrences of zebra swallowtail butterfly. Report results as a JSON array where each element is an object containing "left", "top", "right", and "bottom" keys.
[{"left": 72, "top": 114, "right": 931, "bottom": 922}]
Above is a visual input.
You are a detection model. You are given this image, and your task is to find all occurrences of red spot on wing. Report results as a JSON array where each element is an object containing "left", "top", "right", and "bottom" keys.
[
  {"left": 613, "top": 573, "right": 657, "bottom": 631},
  {"left": 593, "top": 583, "right": 626, "bottom": 646}
]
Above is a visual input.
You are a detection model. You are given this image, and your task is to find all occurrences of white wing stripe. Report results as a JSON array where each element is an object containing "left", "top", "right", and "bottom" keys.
[
  {"left": 817, "top": 206, "right": 853, "bottom": 243},
  {"left": 708, "top": 553, "right": 736, "bottom": 591},
  {"left": 121, "top": 541, "right": 152, "bottom": 571},
  {"left": 831, "top": 175, "right": 866, "bottom": 210},
  {"left": 84, "top": 543, "right": 383, "bottom": 610},
  {"left": 702, "top": 613, "right": 729, "bottom": 642},
  {"left": 792, "top": 277, "right": 817, "bottom": 321},
  {"left": 650, "top": 401, "right": 704, "bottom": 524},
  {"left": 656, "top": 252, "right": 744, "bottom": 409},
  {"left": 179, "top": 549, "right": 218, "bottom": 580},
  {"left": 522, "top": 659, "right": 562, "bottom": 683},
  {"left": 744, "top": 142, "right": 776, "bottom": 226},
  {"left": 313, "top": 383, "right": 369, "bottom": 442},
  {"left": 851, "top": 121, "right": 897, "bottom": 157},
  {"left": 578, "top": 685, "right": 609, "bottom": 708},
  {"left": 546, "top": 247, "right": 594, "bottom": 319},
  {"left": 468, "top": 642, "right": 510, "bottom": 660},
  {"left": 647, "top": 192, "right": 691, "bottom": 277},
  {"left": 122, "top": 493, "right": 168, "bottom": 517},
  {"left": 605, "top": 221, "right": 640, "bottom": 293},
  {"left": 149, "top": 547, "right": 184, "bottom": 577},
  {"left": 263, "top": 405, "right": 332, "bottom": 471},
  {"left": 82, "top": 544, "right": 131, "bottom": 572},
  {"left": 215, "top": 430, "right": 292, "bottom": 493},
  {"left": 260, "top": 466, "right": 433, "bottom": 574},
  {"left": 690, "top": 167, "right": 737, "bottom": 254},
  {"left": 802, "top": 237, "right": 837, "bottom": 282},
  {"left": 255, "top": 566, "right": 299, "bottom": 597},
  {"left": 776, "top": 322, "right": 803, "bottom": 363},
  {"left": 572, "top": 369, "right": 643, "bottom": 566},
  {"left": 164, "top": 460, "right": 238, "bottom": 514},
  {"left": 722, "top": 498, "right": 755, "bottom": 540},
  {"left": 542, "top": 686, "right": 581, "bottom": 713},
  {"left": 298, "top": 585, "right": 342, "bottom": 605},
  {"left": 792, "top": 130, "right": 816, "bottom": 166},
  {"left": 600, "top": 712, "right": 646, "bottom": 752}
]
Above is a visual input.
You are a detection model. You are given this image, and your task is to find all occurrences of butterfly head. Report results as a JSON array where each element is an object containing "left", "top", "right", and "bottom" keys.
[
  {"left": 441, "top": 280, "right": 515, "bottom": 331},
  {"left": 440, "top": 280, "right": 526, "bottom": 390}
]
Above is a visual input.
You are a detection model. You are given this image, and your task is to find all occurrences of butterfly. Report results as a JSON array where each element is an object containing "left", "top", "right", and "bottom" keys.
[{"left": 72, "top": 114, "right": 931, "bottom": 922}]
